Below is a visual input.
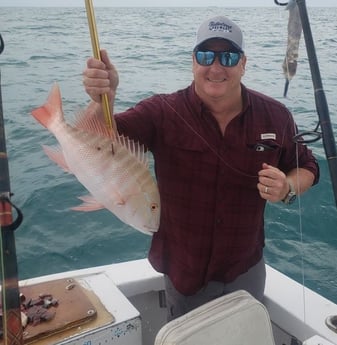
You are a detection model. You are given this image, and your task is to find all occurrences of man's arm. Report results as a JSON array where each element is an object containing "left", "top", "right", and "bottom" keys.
[{"left": 257, "top": 163, "right": 315, "bottom": 203}]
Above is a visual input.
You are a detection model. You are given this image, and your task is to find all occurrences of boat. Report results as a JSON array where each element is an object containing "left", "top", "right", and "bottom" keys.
[
  {"left": 1, "top": 1, "right": 337, "bottom": 345},
  {"left": 9, "top": 257, "right": 337, "bottom": 345}
]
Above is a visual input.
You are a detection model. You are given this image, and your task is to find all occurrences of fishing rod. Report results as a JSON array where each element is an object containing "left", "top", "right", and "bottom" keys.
[
  {"left": 276, "top": 0, "right": 337, "bottom": 208},
  {"left": 0, "top": 34, "right": 24, "bottom": 345},
  {"left": 294, "top": 0, "right": 337, "bottom": 208}
]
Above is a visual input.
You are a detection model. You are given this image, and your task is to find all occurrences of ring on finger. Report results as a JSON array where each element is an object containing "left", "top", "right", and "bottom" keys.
[{"left": 264, "top": 186, "right": 269, "bottom": 194}]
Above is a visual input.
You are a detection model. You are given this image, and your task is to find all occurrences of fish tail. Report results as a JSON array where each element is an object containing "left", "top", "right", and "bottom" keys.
[{"left": 31, "top": 83, "right": 63, "bottom": 128}]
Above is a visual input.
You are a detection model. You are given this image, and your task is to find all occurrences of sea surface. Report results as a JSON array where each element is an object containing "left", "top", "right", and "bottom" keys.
[{"left": 0, "top": 6, "right": 337, "bottom": 306}]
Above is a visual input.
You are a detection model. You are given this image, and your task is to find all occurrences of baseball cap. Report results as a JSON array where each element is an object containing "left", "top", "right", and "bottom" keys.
[{"left": 194, "top": 16, "right": 244, "bottom": 53}]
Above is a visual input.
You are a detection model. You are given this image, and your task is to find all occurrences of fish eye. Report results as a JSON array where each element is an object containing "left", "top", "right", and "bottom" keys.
[{"left": 151, "top": 203, "right": 158, "bottom": 211}]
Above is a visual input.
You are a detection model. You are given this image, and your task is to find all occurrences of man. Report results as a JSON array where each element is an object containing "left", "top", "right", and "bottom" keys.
[{"left": 83, "top": 15, "right": 319, "bottom": 320}]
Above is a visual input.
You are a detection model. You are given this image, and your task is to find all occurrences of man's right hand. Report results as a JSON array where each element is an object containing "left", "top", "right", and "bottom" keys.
[{"left": 83, "top": 49, "right": 119, "bottom": 103}]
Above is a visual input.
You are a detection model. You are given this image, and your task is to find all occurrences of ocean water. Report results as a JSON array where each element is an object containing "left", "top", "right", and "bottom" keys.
[{"left": 0, "top": 6, "right": 337, "bottom": 306}]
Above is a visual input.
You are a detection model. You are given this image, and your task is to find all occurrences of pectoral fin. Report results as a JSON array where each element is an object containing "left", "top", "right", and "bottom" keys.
[
  {"left": 43, "top": 145, "right": 71, "bottom": 173},
  {"left": 71, "top": 195, "right": 105, "bottom": 212},
  {"left": 71, "top": 193, "right": 126, "bottom": 212}
]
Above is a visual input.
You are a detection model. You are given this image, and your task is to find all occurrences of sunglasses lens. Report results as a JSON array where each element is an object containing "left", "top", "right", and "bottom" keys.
[
  {"left": 195, "top": 50, "right": 241, "bottom": 67},
  {"left": 195, "top": 51, "right": 215, "bottom": 66},
  {"left": 220, "top": 52, "right": 241, "bottom": 67}
]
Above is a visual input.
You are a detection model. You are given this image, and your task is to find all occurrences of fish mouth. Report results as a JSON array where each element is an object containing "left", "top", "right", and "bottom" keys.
[{"left": 142, "top": 224, "right": 159, "bottom": 232}]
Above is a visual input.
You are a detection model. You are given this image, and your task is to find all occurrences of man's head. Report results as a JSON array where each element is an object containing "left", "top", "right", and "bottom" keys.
[
  {"left": 192, "top": 16, "right": 246, "bottom": 103},
  {"left": 194, "top": 15, "right": 244, "bottom": 53}
]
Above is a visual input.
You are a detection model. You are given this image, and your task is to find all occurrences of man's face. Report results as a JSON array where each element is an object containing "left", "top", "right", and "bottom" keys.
[{"left": 192, "top": 38, "right": 246, "bottom": 102}]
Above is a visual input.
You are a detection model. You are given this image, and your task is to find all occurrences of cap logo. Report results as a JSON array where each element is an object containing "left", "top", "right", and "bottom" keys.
[{"left": 208, "top": 21, "right": 232, "bottom": 33}]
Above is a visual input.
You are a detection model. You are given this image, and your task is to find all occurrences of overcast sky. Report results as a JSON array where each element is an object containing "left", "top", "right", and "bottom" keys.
[{"left": 0, "top": 0, "right": 336, "bottom": 6}]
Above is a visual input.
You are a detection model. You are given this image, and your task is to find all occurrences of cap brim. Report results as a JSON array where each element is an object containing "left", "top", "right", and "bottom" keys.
[{"left": 194, "top": 37, "right": 243, "bottom": 53}]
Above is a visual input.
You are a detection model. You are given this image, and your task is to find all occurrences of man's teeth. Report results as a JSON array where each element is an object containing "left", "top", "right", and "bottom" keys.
[{"left": 208, "top": 78, "right": 226, "bottom": 82}]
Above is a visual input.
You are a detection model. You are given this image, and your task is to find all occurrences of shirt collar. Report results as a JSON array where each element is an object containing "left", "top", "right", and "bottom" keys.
[
  {"left": 185, "top": 81, "right": 205, "bottom": 118},
  {"left": 240, "top": 83, "right": 250, "bottom": 114},
  {"left": 189, "top": 81, "right": 250, "bottom": 117}
]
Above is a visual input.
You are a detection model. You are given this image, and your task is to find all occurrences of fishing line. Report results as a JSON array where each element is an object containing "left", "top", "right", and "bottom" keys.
[
  {"left": 279, "top": 0, "right": 322, "bottom": 143},
  {"left": 158, "top": 93, "right": 296, "bottom": 182},
  {"left": 156, "top": 7, "right": 316, "bottom": 323},
  {"left": 277, "top": 0, "right": 312, "bottom": 323},
  {"left": 294, "top": 123, "right": 307, "bottom": 323},
  {"left": 157, "top": 93, "right": 255, "bottom": 179},
  {"left": 158, "top": 82, "right": 310, "bottom": 322}
]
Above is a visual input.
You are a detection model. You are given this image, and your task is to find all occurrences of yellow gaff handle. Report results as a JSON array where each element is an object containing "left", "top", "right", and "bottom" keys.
[{"left": 85, "top": 0, "right": 116, "bottom": 132}]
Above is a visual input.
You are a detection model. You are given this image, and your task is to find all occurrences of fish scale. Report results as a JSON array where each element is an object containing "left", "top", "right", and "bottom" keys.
[{"left": 31, "top": 83, "right": 160, "bottom": 235}]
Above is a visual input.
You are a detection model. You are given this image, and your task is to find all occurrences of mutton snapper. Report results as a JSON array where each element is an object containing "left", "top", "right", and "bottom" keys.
[{"left": 31, "top": 84, "right": 160, "bottom": 235}]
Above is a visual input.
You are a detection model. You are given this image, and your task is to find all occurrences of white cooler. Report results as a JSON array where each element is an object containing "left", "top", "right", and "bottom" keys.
[{"left": 155, "top": 290, "right": 275, "bottom": 345}]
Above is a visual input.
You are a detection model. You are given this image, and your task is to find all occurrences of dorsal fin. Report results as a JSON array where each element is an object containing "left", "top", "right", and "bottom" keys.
[
  {"left": 73, "top": 110, "right": 116, "bottom": 140},
  {"left": 69, "top": 111, "right": 149, "bottom": 166},
  {"left": 117, "top": 135, "right": 148, "bottom": 167}
]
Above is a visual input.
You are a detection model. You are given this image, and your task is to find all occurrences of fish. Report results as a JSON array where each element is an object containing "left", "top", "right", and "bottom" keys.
[
  {"left": 282, "top": 0, "right": 302, "bottom": 97},
  {"left": 31, "top": 83, "right": 160, "bottom": 235}
]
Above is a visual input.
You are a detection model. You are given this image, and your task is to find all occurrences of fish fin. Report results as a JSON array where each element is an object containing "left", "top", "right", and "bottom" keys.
[
  {"left": 31, "top": 83, "right": 63, "bottom": 128},
  {"left": 42, "top": 145, "right": 71, "bottom": 173},
  {"left": 117, "top": 135, "right": 149, "bottom": 167},
  {"left": 72, "top": 194, "right": 126, "bottom": 212},
  {"left": 71, "top": 195, "right": 105, "bottom": 212},
  {"left": 72, "top": 110, "right": 116, "bottom": 141},
  {"left": 73, "top": 112, "right": 148, "bottom": 167}
]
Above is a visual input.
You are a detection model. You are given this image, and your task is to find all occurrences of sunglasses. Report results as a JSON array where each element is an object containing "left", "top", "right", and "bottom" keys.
[{"left": 194, "top": 50, "right": 242, "bottom": 67}]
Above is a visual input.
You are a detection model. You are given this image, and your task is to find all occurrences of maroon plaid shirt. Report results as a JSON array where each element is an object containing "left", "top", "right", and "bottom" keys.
[{"left": 116, "top": 83, "right": 319, "bottom": 295}]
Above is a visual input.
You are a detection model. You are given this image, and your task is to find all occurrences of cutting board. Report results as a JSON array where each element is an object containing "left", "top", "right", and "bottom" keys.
[{"left": 1, "top": 277, "right": 114, "bottom": 344}]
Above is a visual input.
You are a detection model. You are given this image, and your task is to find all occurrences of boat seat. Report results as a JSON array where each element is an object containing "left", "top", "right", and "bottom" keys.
[{"left": 154, "top": 289, "right": 275, "bottom": 345}]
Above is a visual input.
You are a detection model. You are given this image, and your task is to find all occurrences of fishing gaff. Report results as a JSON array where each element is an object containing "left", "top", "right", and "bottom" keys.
[
  {"left": 295, "top": 0, "right": 337, "bottom": 208},
  {"left": 84, "top": 0, "right": 117, "bottom": 133},
  {"left": 0, "top": 34, "right": 24, "bottom": 345}
]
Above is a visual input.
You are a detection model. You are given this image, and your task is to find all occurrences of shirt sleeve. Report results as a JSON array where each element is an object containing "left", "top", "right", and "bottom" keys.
[
  {"left": 278, "top": 110, "right": 320, "bottom": 185},
  {"left": 114, "top": 94, "right": 164, "bottom": 152}
]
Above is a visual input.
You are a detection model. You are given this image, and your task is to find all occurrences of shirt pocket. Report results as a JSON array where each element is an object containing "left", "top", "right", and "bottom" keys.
[
  {"left": 245, "top": 139, "right": 282, "bottom": 173},
  {"left": 163, "top": 130, "right": 210, "bottom": 153},
  {"left": 221, "top": 139, "right": 283, "bottom": 189},
  {"left": 161, "top": 130, "right": 215, "bottom": 177}
]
